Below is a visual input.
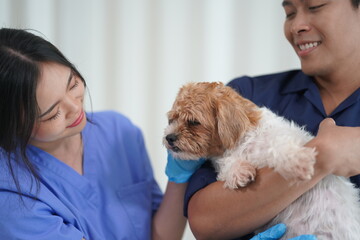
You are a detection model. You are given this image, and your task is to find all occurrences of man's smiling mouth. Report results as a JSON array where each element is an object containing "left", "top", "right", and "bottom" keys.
[{"left": 298, "top": 41, "right": 321, "bottom": 51}]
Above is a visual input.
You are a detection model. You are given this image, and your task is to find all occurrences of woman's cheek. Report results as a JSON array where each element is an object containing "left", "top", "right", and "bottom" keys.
[
  {"left": 31, "top": 123, "right": 62, "bottom": 142},
  {"left": 31, "top": 125, "right": 50, "bottom": 141}
]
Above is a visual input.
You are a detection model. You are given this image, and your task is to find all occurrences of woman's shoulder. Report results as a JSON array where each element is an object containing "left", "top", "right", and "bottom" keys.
[
  {"left": 86, "top": 111, "right": 137, "bottom": 129},
  {"left": 87, "top": 110, "right": 130, "bottom": 122},
  {"left": 0, "top": 150, "right": 37, "bottom": 193},
  {"left": 84, "top": 111, "right": 142, "bottom": 141}
]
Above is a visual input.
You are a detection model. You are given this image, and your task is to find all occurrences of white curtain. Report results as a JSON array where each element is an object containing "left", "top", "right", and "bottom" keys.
[{"left": 0, "top": 1, "right": 299, "bottom": 239}]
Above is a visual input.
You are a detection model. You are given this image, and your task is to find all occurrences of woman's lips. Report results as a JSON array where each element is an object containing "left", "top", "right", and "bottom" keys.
[{"left": 67, "top": 111, "right": 84, "bottom": 128}]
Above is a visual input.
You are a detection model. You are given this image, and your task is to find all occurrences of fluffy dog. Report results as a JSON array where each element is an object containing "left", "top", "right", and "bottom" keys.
[{"left": 163, "top": 81, "right": 360, "bottom": 239}]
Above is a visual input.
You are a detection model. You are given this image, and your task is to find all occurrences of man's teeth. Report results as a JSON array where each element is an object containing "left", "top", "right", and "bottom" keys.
[{"left": 299, "top": 42, "right": 319, "bottom": 51}]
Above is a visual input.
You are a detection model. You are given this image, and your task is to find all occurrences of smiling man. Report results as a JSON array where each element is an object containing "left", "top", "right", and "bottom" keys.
[{"left": 185, "top": 0, "right": 360, "bottom": 239}]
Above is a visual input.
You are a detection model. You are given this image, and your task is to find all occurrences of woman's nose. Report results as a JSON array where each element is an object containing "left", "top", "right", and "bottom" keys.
[{"left": 64, "top": 94, "right": 81, "bottom": 115}]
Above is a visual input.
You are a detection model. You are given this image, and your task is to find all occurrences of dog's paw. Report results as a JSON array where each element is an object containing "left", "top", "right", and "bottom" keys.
[
  {"left": 278, "top": 146, "right": 317, "bottom": 181},
  {"left": 223, "top": 161, "right": 257, "bottom": 189}
]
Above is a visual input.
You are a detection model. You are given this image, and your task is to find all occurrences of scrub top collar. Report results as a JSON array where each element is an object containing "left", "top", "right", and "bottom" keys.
[{"left": 27, "top": 143, "right": 96, "bottom": 202}]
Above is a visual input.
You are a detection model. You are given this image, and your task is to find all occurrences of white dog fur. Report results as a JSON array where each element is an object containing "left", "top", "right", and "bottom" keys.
[{"left": 164, "top": 82, "right": 360, "bottom": 239}]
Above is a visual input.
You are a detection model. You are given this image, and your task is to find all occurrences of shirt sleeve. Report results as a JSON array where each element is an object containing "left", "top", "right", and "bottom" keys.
[
  {"left": 132, "top": 122, "right": 163, "bottom": 214},
  {"left": 100, "top": 111, "right": 164, "bottom": 214},
  {"left": 227, "top": 75, "right": 254, "bottom": 99},
  {"left": 183, "top": 161, "right": 217, "bottom": 217},
  {"left": 0, "top": 190, "right": 84, "bottom": 240}
]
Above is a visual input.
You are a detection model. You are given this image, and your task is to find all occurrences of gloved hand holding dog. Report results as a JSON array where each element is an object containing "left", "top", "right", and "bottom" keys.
[
  {"left": 165, "top": 153, "right": 206, "bottom": 183},
  {"left": 250, "top": 224, "right": 317, "bottom": 240}
]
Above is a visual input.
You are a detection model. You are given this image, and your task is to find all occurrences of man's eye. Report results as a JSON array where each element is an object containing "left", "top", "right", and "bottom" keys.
[
  {"left": 309, "top": 4, "right": 325, "bottom": 10},
  {"left": 286, "top": 12, "right": 295, "bottom": 18}
]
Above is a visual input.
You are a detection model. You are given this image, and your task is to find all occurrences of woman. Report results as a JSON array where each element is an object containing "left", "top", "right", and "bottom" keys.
[{"left": 0, "top": 27, "right": 190, "bottom": 240}]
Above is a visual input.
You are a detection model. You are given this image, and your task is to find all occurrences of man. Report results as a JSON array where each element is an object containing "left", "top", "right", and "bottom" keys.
[{"left": 185, "top": 0, "right": 360, "bottom": 239}]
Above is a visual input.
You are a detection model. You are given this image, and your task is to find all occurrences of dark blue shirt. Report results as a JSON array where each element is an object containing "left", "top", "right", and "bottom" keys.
[{"left": 184, "top": 70, "right": 360, "bottom": 239}]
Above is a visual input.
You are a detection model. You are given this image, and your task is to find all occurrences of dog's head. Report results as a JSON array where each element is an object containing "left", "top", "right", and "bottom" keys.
[{"left": 163, "top": 82, "right": 260, "bottom": 160}]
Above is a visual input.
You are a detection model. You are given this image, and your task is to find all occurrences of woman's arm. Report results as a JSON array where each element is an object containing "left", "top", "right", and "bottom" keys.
[
  {"left": 188, "top": 119, "right": 360, "bottom": 240},
  {"left": 152, "top": 181, "right": 187, "bottom": 240},
  {"left": 151, "top": 153, "right": 206, "bottom": 239}
]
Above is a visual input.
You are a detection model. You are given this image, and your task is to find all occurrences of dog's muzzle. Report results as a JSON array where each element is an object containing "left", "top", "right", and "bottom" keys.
[
  {"left": 166, "top": 134, "right": 181, "bottom": 152},
  {"left": 166, "top": 133, "right": 177, "bottom": 146}
]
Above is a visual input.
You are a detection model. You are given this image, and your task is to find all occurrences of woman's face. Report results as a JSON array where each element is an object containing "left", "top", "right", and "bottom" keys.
[
  {"left": 30, "top": 62, "right": 86, "bottom": 147},
  {"left": 283, "top": 0, "right": 360, "bottom": 77}
]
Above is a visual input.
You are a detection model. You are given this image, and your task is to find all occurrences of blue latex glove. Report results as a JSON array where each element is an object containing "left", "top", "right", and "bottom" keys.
[
  {"left": 250, "top": 224, "right": 317, "bottom": 240},
  {"left": 165, "top": 152, "right": 206, "bottom": 183}
]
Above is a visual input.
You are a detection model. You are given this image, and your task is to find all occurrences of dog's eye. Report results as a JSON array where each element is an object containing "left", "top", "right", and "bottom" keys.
[
  {"left": 188, "top": 120, "right": 200, "bottom": 126},
  {"left": 168, "top": 119, "right": 174, "bottom": 125}
]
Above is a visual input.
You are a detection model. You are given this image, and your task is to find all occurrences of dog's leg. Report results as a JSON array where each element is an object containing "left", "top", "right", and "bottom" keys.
[
  {"left": 215, "top": 157, "right": 257, "bottom": 189},
  {"left": 273, "top": 145, "right": 317, "bottom": 182}
]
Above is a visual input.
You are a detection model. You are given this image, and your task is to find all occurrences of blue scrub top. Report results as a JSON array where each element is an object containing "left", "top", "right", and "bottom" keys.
[
  {"left": 0, "top": 111, "right": 163, "bottom": 240},
  {"left": 184, "top": 70, "right": 360, "bottom": 238}
]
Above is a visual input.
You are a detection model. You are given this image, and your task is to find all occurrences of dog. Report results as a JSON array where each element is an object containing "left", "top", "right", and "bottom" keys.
[{"left": 163, "top": 81, "right": 360, "bottom": 239}]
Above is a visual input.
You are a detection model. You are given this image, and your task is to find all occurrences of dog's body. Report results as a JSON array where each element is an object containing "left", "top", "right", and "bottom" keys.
[
  {"left": 164, "top": 82, "right": 360, "bottom": 239},
  {"left": 214, "top": 107, "right": 360, "bottom": 239}
]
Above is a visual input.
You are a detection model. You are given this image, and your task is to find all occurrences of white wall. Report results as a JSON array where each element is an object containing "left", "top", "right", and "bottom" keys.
[{"left": 0, "top": 1, "right": 300, "bottom": 239}]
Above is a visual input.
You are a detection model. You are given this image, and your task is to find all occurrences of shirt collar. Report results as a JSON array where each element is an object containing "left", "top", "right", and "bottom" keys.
[
  {"left": 281, "top": 71, "right": 315, "bottom": 94},
  {"left": 279, "top": 70, "right": 360, "bottom": 117}
]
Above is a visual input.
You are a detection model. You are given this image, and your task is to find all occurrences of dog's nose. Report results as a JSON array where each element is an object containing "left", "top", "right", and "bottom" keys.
[{"left": 166, "top": 134, "right": 177, "bottom": 146}]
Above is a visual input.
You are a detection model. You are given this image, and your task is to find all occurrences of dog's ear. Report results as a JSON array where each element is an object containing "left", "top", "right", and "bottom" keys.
[{"left": 215, "top": 86, "right": 259, "bottom": 150}]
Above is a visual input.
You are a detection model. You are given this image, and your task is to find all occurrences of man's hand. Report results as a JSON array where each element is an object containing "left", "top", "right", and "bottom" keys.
[
  {"left": 250, "top": 224, "right": 316, "bottom": 240},
  {"left": 308, "top": 118, "right": 360, "bottom": 177}
]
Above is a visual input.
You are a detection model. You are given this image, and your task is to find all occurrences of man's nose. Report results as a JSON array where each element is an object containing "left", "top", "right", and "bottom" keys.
[{"left": 290, "top": 13, "right": 311, "bottom": 35}]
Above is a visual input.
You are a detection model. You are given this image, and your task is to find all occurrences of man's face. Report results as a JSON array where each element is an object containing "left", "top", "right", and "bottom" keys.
[{"left": 282, "top": 0, "right": 360, "bottom": 77}]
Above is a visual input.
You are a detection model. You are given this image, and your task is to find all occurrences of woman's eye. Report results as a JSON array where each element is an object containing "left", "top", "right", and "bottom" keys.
[
  {"left": 47, "top": 110, "right": 61, "bottom": 121},
  {"left": 70, "top": 80, "right": 79, "bottom": 90}
]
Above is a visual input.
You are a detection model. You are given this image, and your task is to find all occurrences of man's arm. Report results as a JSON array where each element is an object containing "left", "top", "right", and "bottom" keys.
[{"left": 188, "top": 167, "right": 326, "bottom": 239}]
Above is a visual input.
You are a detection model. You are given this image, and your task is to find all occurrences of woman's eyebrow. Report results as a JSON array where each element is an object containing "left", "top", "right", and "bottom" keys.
[
  {"left": 38, "top": 70, "right": 73, "bottom": 118},
  {"left": 66, "top": 70, "right": 74, "bottom": 89}
]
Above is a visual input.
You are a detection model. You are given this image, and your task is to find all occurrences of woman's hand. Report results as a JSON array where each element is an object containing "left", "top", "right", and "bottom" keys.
[{"left": 165, "top": 152, "right": 206, "bottom": 183}]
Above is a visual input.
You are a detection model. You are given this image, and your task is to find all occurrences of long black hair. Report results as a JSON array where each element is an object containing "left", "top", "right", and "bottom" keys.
[{"left": 0, "top": 28, "right": 86, "bottom": 196}]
